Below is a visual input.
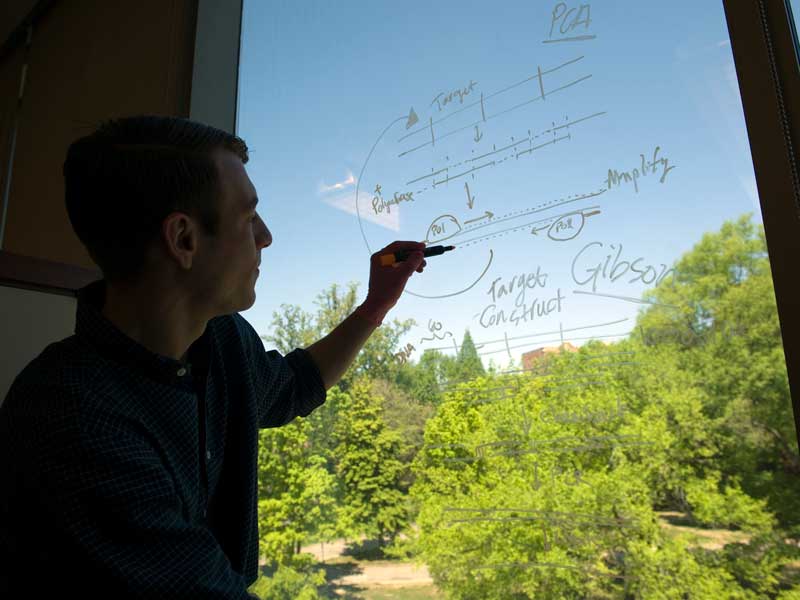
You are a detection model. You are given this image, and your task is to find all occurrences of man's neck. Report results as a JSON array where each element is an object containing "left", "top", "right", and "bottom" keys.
[{"left": 100, "top": 280, "right": 204, "bottom": 364}]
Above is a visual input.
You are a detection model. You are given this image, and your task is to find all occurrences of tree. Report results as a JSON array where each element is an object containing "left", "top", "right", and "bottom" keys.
[
  {"left": 407, "top": 346, "right": 790, "bottom": 598},
  {"left": 404, "top": 215, "right": 800, "bottom": 597},
  {"left": 262, "top": 281, "right": 417, "bottom": 393},
  {"left": 452, "top": 328, "right": 486, "bottom": 383},
  {"left": 636, "top": 214, "right": 799, "bottom": 525},
  {"left": 333, "top": 377, "right": 409, "bottom": 547},
  {"left": 373, "top": 377, "right": 435, "bottom": 492},
  {"left": 257, "top": 416, "right": 337, "bottom": 567}
]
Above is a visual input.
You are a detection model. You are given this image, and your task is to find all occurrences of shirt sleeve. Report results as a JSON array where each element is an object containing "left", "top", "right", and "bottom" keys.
[
  {"left": 233, "top": 313, "right": 327, "bottom": 428},
  {"left": 29, "top": 402, "right": 254, "bottom": 599}
]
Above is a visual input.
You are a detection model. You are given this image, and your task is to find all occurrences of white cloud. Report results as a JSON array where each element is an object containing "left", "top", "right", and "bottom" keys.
[
  {"left": 717, "top": 39, "right": 731, "bottom": 47},
  {"left": 318, "top": 171, "right": 356, "bottom": 194},
  {"left": 320, "top": 190, "right": 401, "bottom": 232}
]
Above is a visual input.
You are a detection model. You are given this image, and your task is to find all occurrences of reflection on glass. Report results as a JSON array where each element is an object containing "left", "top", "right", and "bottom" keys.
[{"left": 239, "top": 2, "right": 800, "bottom": 597}]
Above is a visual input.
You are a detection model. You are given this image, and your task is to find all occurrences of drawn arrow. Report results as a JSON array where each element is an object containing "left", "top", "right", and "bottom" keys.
[
  {"left": 530, "top": 223, "right": 551, "bottom": 235},
  {"left": 474, "top": 124, "right": 483, "bottom": 142},
  {"left": 465, "top": 210, "right": 494, "bottom": 225},
  {"left": 406, "top": 107, "right": 419, "bottom": 129},
  {"left": 464, "top": 182, "right": 475, "bottom": 209}
]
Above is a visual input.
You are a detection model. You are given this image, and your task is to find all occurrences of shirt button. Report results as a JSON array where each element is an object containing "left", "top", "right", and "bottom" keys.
[
  {"left": 177, "top": 367, "right": 187, "bottom": 376},
  {"left": 206, "top": 450, "right": 212, "bottom": 460}
]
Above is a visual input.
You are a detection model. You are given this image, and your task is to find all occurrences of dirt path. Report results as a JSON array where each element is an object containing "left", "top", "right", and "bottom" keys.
[{"left": 298, "top": 539, "right": 434, "bottom": 588}]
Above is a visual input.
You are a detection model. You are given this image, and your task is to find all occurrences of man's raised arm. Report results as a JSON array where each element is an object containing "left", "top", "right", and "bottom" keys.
[{"left": 306, "top": 241, "right": 426, "bottom": 390}]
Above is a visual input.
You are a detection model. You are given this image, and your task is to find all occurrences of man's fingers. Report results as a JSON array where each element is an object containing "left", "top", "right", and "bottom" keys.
[
  {"left": 379, "top": 240, "right": 426, "bottom": 254},
  {"left": 405, "top": 252, "right": 425, "bottom": 273}
]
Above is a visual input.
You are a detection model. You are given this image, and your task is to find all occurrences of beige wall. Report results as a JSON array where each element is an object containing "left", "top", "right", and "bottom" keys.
[
  {"left": 0, "top": 0, "right": 242, "bottom": 404},
  {"left": 0, "top": 284, "right": 75, "bottom": 400}
]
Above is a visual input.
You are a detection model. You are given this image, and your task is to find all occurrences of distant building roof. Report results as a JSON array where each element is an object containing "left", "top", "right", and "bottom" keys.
[{"left": 521, "top": 342, "right": 577, "bottom": 370}]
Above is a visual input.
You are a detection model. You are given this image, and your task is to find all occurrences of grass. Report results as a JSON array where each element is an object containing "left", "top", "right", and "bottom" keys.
[{"left": 360, "top": 586, "right": 443, "bottom": 600}]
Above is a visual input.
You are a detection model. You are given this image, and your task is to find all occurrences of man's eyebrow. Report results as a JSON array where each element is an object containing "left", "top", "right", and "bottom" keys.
[{"left": 246, "top": 196, "right": 259, "bottom": 210}]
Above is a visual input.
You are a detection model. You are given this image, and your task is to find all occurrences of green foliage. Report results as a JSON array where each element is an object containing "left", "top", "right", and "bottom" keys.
[
  {"left": 453, "top": 329, "right": 486, "bottom": 383},
  {"left": 403, "top": 215, "right": 799, "bottom": 598},
  {"left": 400, "top": 329, "right": 488, "bottom": 407},
  {"left": 263, "top": 281, "right": 417, "bottom": 393},
  {"left": 684, "top": 472, "right": 775, "bottom": 532},
  {"left": 373, "top": 378, "right": 436, "bottom": 492},
  {"left": 247, "top": 561, "right": 325, "bottom": 600},
  {"left": 253, "top": 214, "right": 799, "bottom": 598},
  {"left": 637, "top": 214, "right": 800, "bottom": 526},
  {"left": 402, "top": 349, "right": 453, "bottom": 406},
  {"left": 257, "top": 416, "right": 337, "bottom": 566},
  {"left": 333, "top": 377, "right": 410, "bottom": 545}
]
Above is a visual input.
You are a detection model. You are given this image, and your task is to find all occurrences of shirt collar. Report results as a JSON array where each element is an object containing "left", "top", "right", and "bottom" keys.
[{"left": 75, "top": 279, "right": 212, "bottom": 383}]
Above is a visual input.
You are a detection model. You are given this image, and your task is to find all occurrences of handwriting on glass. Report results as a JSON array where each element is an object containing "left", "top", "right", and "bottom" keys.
[
  {"left": 605, "top": 146, "right": 676, "bottom": 193},
  {"left": 476, "top": 267, "right": 563, "bottom": 328},
  {"left": 372, "top": 183, "right": 414, "bottom": 215},
  {"left": 420, "top": 319, "right": 454, "bottom": 344},
  {"left": 571, "top": 242, "right": 676, "bottom": 292},
  {"left": 487, "top": 267, "right": 549, "bottom": 304},
  {"left": 546, "top": 2, "right": 593, "bottom": 42},
  {"left": 394, "top": 342, "right": 415, "bottom": 365},
  {"left": 541, "top": 398, "right": 627, "bottom": 425},
  {"left": 430, "top": 80, "right": 478, "bottom": 112}
]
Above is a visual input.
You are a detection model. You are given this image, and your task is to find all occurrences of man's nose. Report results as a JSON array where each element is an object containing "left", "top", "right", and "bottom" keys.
[{"left": 260, "top": 223, "right": 272, "bottom": 249}]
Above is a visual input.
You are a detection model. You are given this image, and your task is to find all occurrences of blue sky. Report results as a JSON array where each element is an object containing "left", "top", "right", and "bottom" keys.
[{"left": 237, "top": 1, "right": 771, "bottom": 369}]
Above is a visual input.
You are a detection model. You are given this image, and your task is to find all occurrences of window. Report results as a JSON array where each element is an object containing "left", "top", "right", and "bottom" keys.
[{"left": 239, "top": 2, "right": 800, "bottom": 596}]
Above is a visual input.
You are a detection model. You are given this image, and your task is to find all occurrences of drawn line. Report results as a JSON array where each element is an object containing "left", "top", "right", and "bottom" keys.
[
  {"left": 439, "top": 361, "right": 636, "bottom": 393},
  {"left": 486, "top": 75, "right": 593, "bottom": 124},
  {"left": 542, "top": 34, "right": 598, "bottom": 43},
  {"left": 397, "top": 55, "right": 584, "bottom": 142},
  {"left": 476, "top": 331, "right": 634, "bottom": 357},
  {"left": 442, "top": 507, "right": 636, "bottom": 524},
  {"left": 543, "top": 381, "right": 605, "bottom": 391},
  {"left": 405, "top": 249, "right": 494, "bottom": 299},
  {"left": 407, "top": 110, "right": 605, "bottom": 186},
  {"left": 406, "top": 166, "right": 452, "bottom": 186},
  {"left": 433, "top": 160, "right": 496, "bottom": 187},
  {"left": 430, "top": 317, "right": 628, "bottom": 352},
  {"left": 456, "top": 205, "right": 600, "bottom": 247},
  {"left": 573, "top": 289, "right": 681, "bottom": 309},
  {"left": 537, "top": 65, "right": 545, "bottom": 100},
  {"left": 457, "top": 190, "right": 605, "bottom": 238},
  {"left": 354, "top": 114, "right": 408, "bottom": 257},
  {"left": 462, "top": 112, "right": 605, "bottom": 164},
  {"left": 516, "top": 134, "right": 570, "bottom": 158},
  {"left": 397, "top": 75, "right": 593, "bottom": 157},
  {"left": 473, "top": 561, "right": 637, "bottom": 581},
  {"left": 446, "top": 516, "right": 631, "bottom": 528}
]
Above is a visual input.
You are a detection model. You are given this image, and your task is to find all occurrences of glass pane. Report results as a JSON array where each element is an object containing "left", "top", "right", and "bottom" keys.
[{"left": 239, "top": 1, "right": 799, "bottom": 597}]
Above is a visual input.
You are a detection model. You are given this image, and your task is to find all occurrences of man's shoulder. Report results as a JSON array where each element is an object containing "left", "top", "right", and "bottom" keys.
[
  {"left": 220, "top": 312, "right": 262, "bottom": 355},
  {"left": 4, "top": 336, "right": 99, "bottom": 403}
]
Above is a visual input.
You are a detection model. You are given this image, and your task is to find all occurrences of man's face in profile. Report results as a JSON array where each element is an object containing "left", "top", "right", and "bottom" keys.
[{"left": 193, "top": 148, "right": 272, "bottom": 317}]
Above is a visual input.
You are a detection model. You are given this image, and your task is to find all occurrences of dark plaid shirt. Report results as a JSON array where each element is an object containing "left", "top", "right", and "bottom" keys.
[{"left": 0, "top": 279, "right": 327, "bottom": 598}]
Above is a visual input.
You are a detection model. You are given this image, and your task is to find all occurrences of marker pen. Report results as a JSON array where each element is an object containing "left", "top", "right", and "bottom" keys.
[{"left": 379, "top": 245, "right": 456, "bottom": 266}]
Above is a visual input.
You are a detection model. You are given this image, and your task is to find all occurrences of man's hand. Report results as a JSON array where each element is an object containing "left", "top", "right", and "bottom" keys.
[
  {"left": 306, "top": 241, "right": 427, "bottom": 389},
  {"left": 354, "top": 241, "right": 427, "bottom": 327}
]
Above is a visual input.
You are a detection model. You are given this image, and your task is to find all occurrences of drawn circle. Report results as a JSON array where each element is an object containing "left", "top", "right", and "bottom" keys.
[{"left": 355, "top": 116, "right": 493, "bottom": 299}]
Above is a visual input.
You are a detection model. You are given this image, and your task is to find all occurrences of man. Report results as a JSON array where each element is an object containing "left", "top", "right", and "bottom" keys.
[{"left": 0, "top": 115, "right": 426, "bottom": 598}]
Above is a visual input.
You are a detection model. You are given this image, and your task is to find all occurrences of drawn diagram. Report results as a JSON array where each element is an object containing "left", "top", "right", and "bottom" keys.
[{"left": 354, "top": 54, "right": 608, "bottom": 300}]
